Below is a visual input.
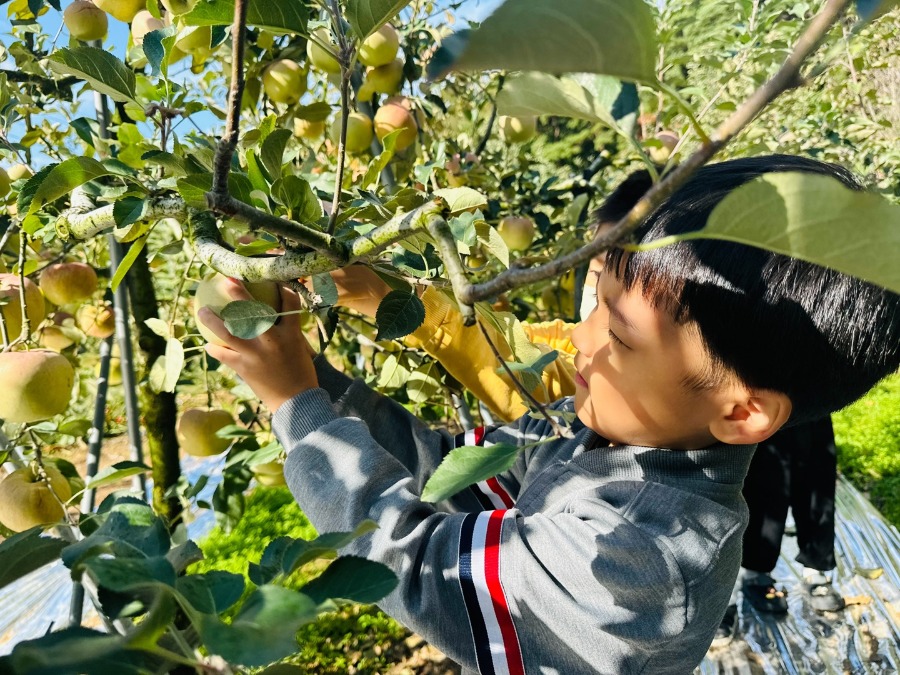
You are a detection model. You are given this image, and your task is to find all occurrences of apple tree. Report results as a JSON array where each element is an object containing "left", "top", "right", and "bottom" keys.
[{"left": 0, "top": 0, "right": 898, "bottom": 671}]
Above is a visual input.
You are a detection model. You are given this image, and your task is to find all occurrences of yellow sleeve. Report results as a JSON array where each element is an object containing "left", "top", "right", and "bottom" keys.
[{"left": 403, "top": 288, "right": 577, "bottom": 422}]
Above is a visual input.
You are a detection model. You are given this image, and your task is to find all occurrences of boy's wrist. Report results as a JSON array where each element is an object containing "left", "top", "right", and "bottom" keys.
[{"left": 271, "top": 386, "right": 338, "bottom": 446}]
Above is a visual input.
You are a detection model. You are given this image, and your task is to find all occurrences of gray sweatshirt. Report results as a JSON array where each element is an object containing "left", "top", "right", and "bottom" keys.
[{"left": 273, "top": 357, "right": 755, "bottom": 674}]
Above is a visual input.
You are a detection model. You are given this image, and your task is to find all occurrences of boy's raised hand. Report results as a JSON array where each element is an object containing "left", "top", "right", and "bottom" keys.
[{"left": 198, "top": 278, "right": 318, "bottom": 414}]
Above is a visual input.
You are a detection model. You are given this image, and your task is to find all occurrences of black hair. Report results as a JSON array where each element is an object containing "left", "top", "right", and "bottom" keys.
[{"left": 602, "top": 155, "right": 900, "bottom": 424}]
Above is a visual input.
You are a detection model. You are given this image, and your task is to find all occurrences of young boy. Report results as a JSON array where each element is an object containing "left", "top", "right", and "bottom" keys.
[{"left": 199, "top": 155, "right": 900, "bottom": 674}]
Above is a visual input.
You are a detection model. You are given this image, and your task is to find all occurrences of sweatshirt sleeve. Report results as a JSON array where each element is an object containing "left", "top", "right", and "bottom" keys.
[{"left": 273, "top": 389, "right": 692, "bottom": 674}]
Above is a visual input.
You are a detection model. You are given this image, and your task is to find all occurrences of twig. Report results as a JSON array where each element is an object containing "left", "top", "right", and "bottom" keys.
[
  {"left": 474, "top": 74, "right": 505, "bottom": 156},
  {"left": 426, "top": 215, "right": 475, "bottom": 324},
  {"left": 449, "top": 0, "right": 853, "bottom": 315},
  {"left": 328, "top": 0, "right": 351, "bottom": 234}
]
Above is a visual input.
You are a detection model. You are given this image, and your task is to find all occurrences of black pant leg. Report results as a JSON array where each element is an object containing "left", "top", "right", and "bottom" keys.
[
  {"left": 789, "top": 417, "right": 838, "bottom": 571},
  {"left": 741, "top": 440, "right": 791, "bottom": 573}
]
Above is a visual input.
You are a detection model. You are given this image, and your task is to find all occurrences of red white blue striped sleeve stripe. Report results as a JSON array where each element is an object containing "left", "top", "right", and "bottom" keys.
[
  {"left": 458, "top": 510, "right": 525, "bottom": 675},
  {"left": 458, "top": 427, "right": 516, "bottom": 509}
]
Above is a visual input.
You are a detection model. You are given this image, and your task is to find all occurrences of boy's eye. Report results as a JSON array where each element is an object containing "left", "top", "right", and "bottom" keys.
[{"left": 608, "top": 329, "right": 628, "bottom": 348}]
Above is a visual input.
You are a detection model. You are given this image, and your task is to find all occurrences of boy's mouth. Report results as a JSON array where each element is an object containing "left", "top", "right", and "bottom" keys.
[{"left": 575, "top": 371, "right": 588, "bottom": 388}]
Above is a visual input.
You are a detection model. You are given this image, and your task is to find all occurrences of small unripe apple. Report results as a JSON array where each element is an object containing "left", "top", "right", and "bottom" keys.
[
  {"left": 193, "top": 273, "right": 282, "bottom": 346},
  {"left": 647, "top": 130, "right": 680, "bottom": 164},
  {"left": 177, "top": 408, "right": 235, "bottom": 457},
  {"left": 160, "top": 0, "right": 196, "bottom": 15},
  {"left": 38, "top": 312, "right": 80, "bottom": 353},
  {"left": 358, "top": 24, "right": 399, "bottom": 67},
  {"left": 262, "top": 59, "right": 306, "bottom": 105},
  {"left": 363, "top": 58, "right": 404, "bottom": 95},
  {"left": 0, "top": 274, "right": 46, "bottom": 342},
  {"left": 330, "top": 112, "right": 374, "bottom": 154},
  {"left": 374, "top": 98, "right": 417, "bottom": 151},
  {"left": 64, "top": 1, "right": 109, "bottom": 41},
  {"left": 0, "top": 464, "right": 72, "bottom": 532},
  {"left": 251, "top": 461, "right": 287, "bottom": 487},
  {"left": 76, "top": 303, "right": 116, "bottom": 339},
  {"left": 131, "top": 10, "right": 164, "bottom": 46},
  {"left": 93, "top": 0, "right": 144, "bottom": 22},
  {"left": 498, "top": 115, "right": 537, "bottom": 144},
  {"left": 497, "top": 216, "right": 536, "bottom": 252},
  {"left": 306, "top": 29, "right": 341, "bottom": 74},
  {"left": 0, "top": 349, "right": 75, "bottom": 423},
  {"left": 39, "top": 262, "right": 98, "bottom": 307},
  {"left": 0, "top": 168, "right": 10, "bottom": 197},
  {"left": 175, "top": 24, "right": 211, "bottom": 53},
  {"left": 294, "top": 117, "right": 326, "bottom": 140},
  {"left": 6, "top": 164, "right": 33, "bottom": 182}
]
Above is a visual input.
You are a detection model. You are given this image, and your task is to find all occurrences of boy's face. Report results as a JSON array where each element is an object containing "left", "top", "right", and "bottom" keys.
[{"left": 571, "top": 269, "right": 737, "bottom": 450}]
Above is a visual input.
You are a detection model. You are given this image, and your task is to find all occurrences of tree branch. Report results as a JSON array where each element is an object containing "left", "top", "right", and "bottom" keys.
[
  {"left": 427, "top": 215, "right": 475, "bottom": 324},
  {"left": 210, "top": 0, "right": 249, "bottom": 198},
  {"left": 56, "top": 193, "right": 187, "bottom": 240},
  {"left": 450, "top": 0, "right": 853, "bottom": 317}
]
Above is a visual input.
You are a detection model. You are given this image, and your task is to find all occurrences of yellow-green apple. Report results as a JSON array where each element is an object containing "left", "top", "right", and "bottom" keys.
[
  {"left": 176, "top": 408, "right": 235, "bottom": 457},
  {"left": 160, "top": 0, "right": 196, "bottom": 14},
  {"left": 0, "top": 168, "right": 10, "bottom": 197},
  {"left": 76, "top": 303, "right": 116, "bottom": 339},
  {"left": 131, "top": 9, "right": 164, "bottom": 46},
  {"left": 497, "top": 216, "right": 536, "bottom": 252},
  {"left": 541, "top": 286, "right": 575, "bottom": 317},
  {"left": 306, "top": 29, "right": 340, "bottom": 73},
  {"left": 262, "top": 59, "right": 306, "bottom": 104},
  {"left": 374, "top": 97, "right": 417, "bottom": 151},
  {"left": 0, "top": 349, "right": 75, "bottom": 423},
  {"left": 251, "top": 461, "right": 287, "bottom": 487},
  {"left": 647, "top": 130, "right": 680, "bottom": 164},
  {"left": 64, "top": 1, "right": 108, "bottom": 41},
  {"left": 0, "top": 464, "right": 72, "bottom": 532},
  {"left": 175, "top": 24, "right": 211, "bottom": 53},
  {"left": 193, "top": 273, "right": 282, "bottom": 346},
  {"left": 39, "top": 262, "right": 98, "bottom": 307},
  {"left": 93, "top": 0, "right": 144, "bottom": 22},
  {"left": 499, "top": 115, "right": 537, "bottom": 144},
  {"left": 6, "top": 164, "right": 33, "bottom": 182},
  {"left": 330, "top": 112, "right": 373, "bottom": 154},
  {"left": 358, "top": 24, "right": 399, "bottom": 67},
  {"left": 0, "top": 274, "right": 46, "bottom": 341},
  {"left": 294, "top": 117, "right": 326, "bottom": 140},
  {"left": 363, "top": 57, "right": 403, "bottom": 95}
]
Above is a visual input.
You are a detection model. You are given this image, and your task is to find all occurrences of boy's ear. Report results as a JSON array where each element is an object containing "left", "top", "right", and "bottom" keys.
[{"left": 710, "top": 389, "right": 792, "bottom": 446}]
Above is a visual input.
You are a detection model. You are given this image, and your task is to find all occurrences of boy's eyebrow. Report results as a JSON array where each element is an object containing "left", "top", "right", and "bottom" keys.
[{"left": 602, "top": 296, "right": 638, "bottom": 333}]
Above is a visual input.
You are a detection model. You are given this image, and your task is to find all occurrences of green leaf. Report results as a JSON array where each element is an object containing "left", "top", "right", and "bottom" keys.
[
  {"left": 422, "top": 443, "right": 520, "bottom": 503},
  {"left": 162, "top": 337, "right": 184, "bottom": 393},
  {"left": 294, "top": 101, "right": 332, "bottom": 121},
  {"left": 0, "top": 528, "right": 67, "bottom": 591},
  {"left": 426, "top": 0, "right": 657, "bottom": 83},
  {"left": 406, "top": 361, "right": 441, "bottom": 404},
  {"left": 28, "top": 157, "right": 111, "bottom": 215},
  {"left": 1, "top": 627, "right": 154, "bottom": 675},
  {"left": 79, "top": 556, "right": 176, "bottom": 592},
  {"left": 271, "top": 175, "right": 323, "bottom": 223},
  {"left": 260, "top": 128, "right": 293, "bottom": 179},
  {"left": 48, "top": 47, "right": 138, "bottom": 103},
  {"left": 197, "top": 585, "right": 318, "bottom": 666},
  {"left": 221, "top": 300, "right": 279, "bottom": 339},
  {"left": 110, "top": 234, "right": 149, "bottom": 292},
  {"left": 500, "top": 350, "right": 560, "bottom": 395},
  {"left": 185, "top": 0, "right": 309, "bottom": 34},
  {"left": 856, "top": 0, "right": 899, "bottom": 21},
  {"left": 85, "top": 462, "right": 152, "bottom": 490},
  {"left": 16, "top": 164, "right": 56, "bottom": 215},
  {"left": 312, "top": 273, "right": 338, "bottom": 306},
  {"left": 695, "top": 173, "right": 900, "bottom": 294},
  {"left": 303, "top": 556, "right": 398, "bottom": 604},
  {"left": 346, "top": 0, "right": 412, "bottom": 39},
  {"left": 143, "top": 25, "right": 179, "bottom": 77},
  {"left": 375, "top": 290, "right": 426, "bottom": 341},
  {"left": 112, "top": 196, "right": 146, "bottom": 229},
  {"left": 176, "top": 172, "right": 254, "bottom": 208},
  {"left": 176, "top": 571, "right": 245, "bottom": 614},
  {"left": 434, "top": 187, "right": 487, "bottom": 214},
  {"left": 375, "top": 353, "right": 410, "bottom": 390}
]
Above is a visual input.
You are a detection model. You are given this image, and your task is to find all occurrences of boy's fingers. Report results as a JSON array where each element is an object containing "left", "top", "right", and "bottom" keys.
[
  {"left": 205, "top": 342, "right": 238, "bottom": 366},
  {"left": 280, "top": 284, "right": 304, "bottom": 313},
  {"left": 224, "top": 277, "right": 256, "bottom": 301},
  {"left": 197, "top": 307, "right": 242, "bottom": 348}
]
